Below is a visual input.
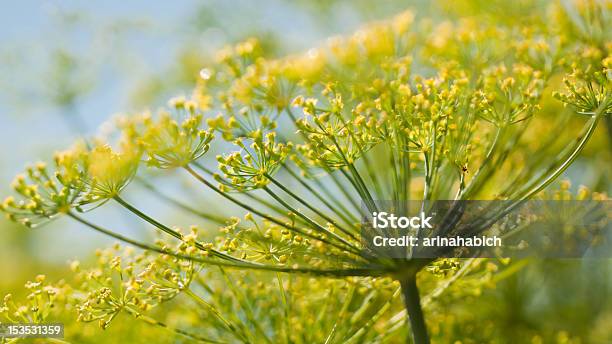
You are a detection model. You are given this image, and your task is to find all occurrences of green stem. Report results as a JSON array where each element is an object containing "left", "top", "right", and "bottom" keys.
[
  {"left": 276, "top": 273, "right": 291, "bottom": 344},
  {"left": 124, "top": 306, "right": 223, "bottom": 343},
  {"left": 265, "top": 174, "right": 358, "bottom": 241},
  {"left": 459, "top": 126, "right": 502, "bottom": 199},
  {"left": 360, "top": 151, "right": 385, "bottom": 199},
  {"left": 328, "top": 170, "right": 362, "bottom": 213},
  {"left": 48, "top": 339, "right": 72, "bottom": 344},
  {"left": 184, "top": 289, "right": 248, "bottom": 343},
  {"left": 324, "top": 284, "right": 356, "bottom": 344},
  {"left": 399, "top": 274, "right": 429, "bottom": 344},
  {"left": 422, "top": 152, "right": 431, "bottom": 201},
  {"left": 113, "top": 195, "right": 182, "bottom": 240},
  {"left": 262, "top": 186, "right": 361, "bottom": 254},
  {"left": 113, "top": 196, "right": 248, "bottom": 264},
  {"left": 325, "top": 132, "right": 376, "bottom": 212},
  {"left": 185, "top": 165, "right": 362, "bottom": 256},
  {"left": 468, "top": 111, "right": 603, "bottom": 237},
  {"left": 69, "top": 212, "right": 374, "bottom": 276},
  {"left": 339, "top": 168, "right": 371, "bottom": 211},
  {"left": 605, "top": 116, "right": 612, "bottom": 154},
  {"left": 136, "top": 177, "right": 228, "bottom": 225},
  {"left": 282, "top": 164, "right": 357, "bottom": 227},
  {"left": 68, "top": 212, "right": 173, "bottom": 253},
  {"left": 218, "top": 268, "right": 273, "bottom": 344},
  {"left": 347, "top": 162, "right": 378, "bottom": 212}
]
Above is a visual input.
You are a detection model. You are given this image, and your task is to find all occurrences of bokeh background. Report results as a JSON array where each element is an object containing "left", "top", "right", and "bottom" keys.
[{"left": 1, "top": 1, "right": 611, "bottom": 342}]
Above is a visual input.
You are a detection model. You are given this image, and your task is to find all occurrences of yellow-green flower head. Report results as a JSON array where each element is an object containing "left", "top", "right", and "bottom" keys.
[
  {"left": 75, "top": 243, "right": 196, "bottom": 329},
  {"left": 215, "top": 37, "right": 263, "bottom": 78},
  {"left": 474, "top": 63, "right": 545, "bottom": 126},
  {"left": 229, "top": 59, "right": 297, "bottom": 112},
  {"left": 552, "top": 0, "right": 610, "bottom": 48},
  {"left": 512, "top": 35, "right": 562, "bottom": 72},
  {"left": 86, "top": 144, "right": 141, "bottom": 199},
  {"left": 355, "top": 23, "right": 396, "bottom": 60},
  {"left": 52, "top": 141, "right": 141, "bottom": 208},
  {"left": 1, "top": 276, "right": 70, "bottom": 325},
  {"left": 206, "top": 108, "right": 278, "bottom": 142},
  {"left": 294, "top": 91, "right": 383, "bottom": 169},
  {"left": 213, "top": 215, "right": 314, "bottom": 264},
  {"left": 0, "top": 160, "right": 82, "bottom": 228},
  {"left": 375, "top": 75, "right": 463, "bottom": 153},
  {"left": 554, "top": 62, "right": 612, "bottom": 116},
  {"left": 281, "top": 48, "right": 327, "bottom": 84},
  {"left": 216, "top": 131, "right": 291, "bottom": 191},
  {"left": 325, "top": 10, "right": 413, "bottom": 69},
  {"left": 137, "top": 97, "right": 215, "bottom": 169},
  {"left": 423, "top": 18, "right": 507, "bottom": 71}
]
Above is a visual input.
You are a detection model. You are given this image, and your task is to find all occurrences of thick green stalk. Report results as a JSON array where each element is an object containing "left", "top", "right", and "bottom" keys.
[{"left": 399, "top": 274, "right": 429, "bottom": 344}]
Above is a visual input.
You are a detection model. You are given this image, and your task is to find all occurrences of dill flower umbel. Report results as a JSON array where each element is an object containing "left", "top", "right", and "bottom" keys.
[
  {"left": 134, "top": 98, "right": 215, "bottom": 169},
  {"left": 75, "top": 244, "right": 196, "bottom": 329},
  {"left": 67, "top": 242, "right": 404, "bottom": 343},
  {"left": 0, "top": 162, "right": 78, "bottom": 227},
  {"left": 0, "top": 275, "right": 71, "bottom": 324},
  {"left": 2, "top": 2, "right": 611, "bottom": 343},
  {"left": 216, "top": 132, "right": 291, "bottom": 191},
  {"left": 78, "top": 143, "right": 142, "bottom": 204}
]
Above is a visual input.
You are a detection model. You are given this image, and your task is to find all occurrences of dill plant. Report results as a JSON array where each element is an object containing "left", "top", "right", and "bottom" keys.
[{"left": 1, "top": 1, "right": 611, "bottom": 343}]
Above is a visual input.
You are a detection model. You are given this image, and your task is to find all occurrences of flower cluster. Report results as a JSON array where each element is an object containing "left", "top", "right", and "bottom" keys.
[
  {"left": 475, "top": 64, "right": 545, "bottom": 126},
  {"left": 554, "top": 60, "right": 611, "bottom": 116},
  {"left": 0, "top": 162, "right": 77, "bottom": 227},
  {"left": 216, "top": 132, "right": 291, "bottom": 191},
  {"left": 2, "top": 3, "right": 611, "bottom": 343},
  {"left": 74, "top": 243, "right": 196, "bottom": 329},
  {"left": 0, "top": 275, "right": 70, "bottom": 324},
  {"left": 294, "top": 93, "right": 382, "bottom": 170},
  {"left": 123, "top": 97, "right": 215, "bottom": 169}
]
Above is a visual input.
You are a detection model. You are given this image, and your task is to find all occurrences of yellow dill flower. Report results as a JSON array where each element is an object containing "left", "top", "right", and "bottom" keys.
[
  {"left": 355, "top": 23, "right": 395, "bottom": 60},
  {"left": 1, "top": 152, "right": 88, "bottom": 227},
  {"left": 75, "top": 143, "right": 142, "bottom": 204},
  {"left": 90, "top": 145, "right": 140, "bottom": 190},
  {"left": 3, "top": 5, "right": 611, "bottom": 343},
  {"left": 282, "top": 48, "right": 326, "bottom": 83},
  {"left": 74, "top": 243, "right": 196, "bottom": 330},
  {"left": 1, "top": 277, "right": 71, "bottom": 325},
  {"left": 216, "top": 131, "right": 292, "bottom": 191},
  {"left": 135, "top": 100, "right": 214, "bottom": 169},
  {"left": 554, "top": 64, "right": 611, "bottom": 116}
]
